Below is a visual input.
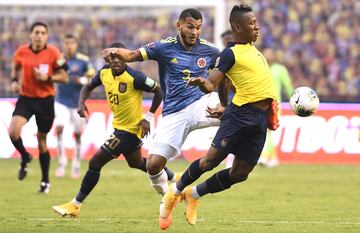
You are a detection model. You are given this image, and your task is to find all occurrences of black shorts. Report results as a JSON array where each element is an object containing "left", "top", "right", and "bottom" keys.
[
  {"left": 212, "top": 103, "right": 268, "bottom": 166},
  {"left": 13, "top": 95, "right": 55, "bottom": 134},
  {"left": 101, "top": 129, "right": 143, "bottom": 158}
]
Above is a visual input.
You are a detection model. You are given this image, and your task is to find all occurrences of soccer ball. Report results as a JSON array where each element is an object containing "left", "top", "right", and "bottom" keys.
[{"left": 289, "top": 86, "right": 320, "bottom": 117}]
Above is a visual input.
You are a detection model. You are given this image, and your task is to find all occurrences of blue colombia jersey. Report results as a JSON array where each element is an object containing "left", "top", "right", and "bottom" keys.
[
  {"left": 56, "top": 53, "right": 95, "bottom": 108},
  {"left": 139, "top": 36, "right": 219, "bottom": 116}
]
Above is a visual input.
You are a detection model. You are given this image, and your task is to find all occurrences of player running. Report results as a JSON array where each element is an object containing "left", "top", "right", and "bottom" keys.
[
  {"left": 159, "top": 4, "right": 279, "bottom": 229},
  {"left": 52, "top": 42, "right": 177, "bottom": 217},
  {"left": 54, "top": 34, "right": 95, "bottom": 179},
  {"left": 9, "top": 21, "right": 68, "bottom": 193},
  {"left": 103, "top": 9, "right": 221, "bottom": 228}
]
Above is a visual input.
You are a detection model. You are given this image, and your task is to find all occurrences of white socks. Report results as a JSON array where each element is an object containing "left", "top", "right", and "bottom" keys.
[
  {"left": 192, "top": 186, "right": 201, "bottom": 199},
  {"left": 148, "top": 169, "right": 169, "bottom": 195},
  {"left": 72, "top": 198, "right": 81, "bottom": 206}
]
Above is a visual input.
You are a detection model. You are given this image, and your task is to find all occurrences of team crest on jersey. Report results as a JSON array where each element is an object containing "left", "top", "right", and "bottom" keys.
[
  {"left": 118, "top": 82, "right": 127, "bottom": 93},
  {"left": 220, "top": 138, "right": 228, "bottom": 148},
  {"left": 197, "top": 57, "right": 207, "bottom": 68}
]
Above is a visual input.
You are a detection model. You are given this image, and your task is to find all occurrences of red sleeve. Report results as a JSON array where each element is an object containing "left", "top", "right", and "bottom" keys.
[{"left": 13, "top": 46, "right": 23, "bottom": 69}]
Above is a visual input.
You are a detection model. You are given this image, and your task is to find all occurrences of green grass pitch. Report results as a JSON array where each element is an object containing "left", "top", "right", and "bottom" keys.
[{"left": 0, "top": 158, "right": 359, "bottom": 233}]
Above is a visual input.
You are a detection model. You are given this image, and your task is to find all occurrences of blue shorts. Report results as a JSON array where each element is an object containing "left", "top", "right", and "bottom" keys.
[
  {"left": 212, "top": 103, "right": 268, "bottom": 166},
  {"left": 101, "top": 129, "right": 143, "bottom": 158}
]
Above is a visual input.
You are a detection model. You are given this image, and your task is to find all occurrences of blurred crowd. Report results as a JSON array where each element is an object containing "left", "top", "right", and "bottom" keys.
[
  {"left": 0, "top": 0, "right": 359, "bottom": 101},
  {"left": 252, "top": 0, "right": 359, "bottom": 101}
]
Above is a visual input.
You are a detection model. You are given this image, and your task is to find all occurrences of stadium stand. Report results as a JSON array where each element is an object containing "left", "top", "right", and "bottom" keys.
[{"left": 0, "top": 0, "right": 358, "bottom": 101}]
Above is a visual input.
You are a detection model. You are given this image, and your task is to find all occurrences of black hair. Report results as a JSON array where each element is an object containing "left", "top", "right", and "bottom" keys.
[
  {"left": 221, "top": 29, "right": 232, "bottom": 38},
  {"left": 65, "top": 33, "right": 77, "bottom": 41},
  {"left": 30, "top": 21, "right": 48, "bottom": 33},
  {"left": 229, "top": 4, "right": 253, "bottom": 24},
  {"left": 179, "top": 8, "right": 202, "bottom": 21},
  {"left": 108, "top": 42, "right": 126, "bottom": 49}
]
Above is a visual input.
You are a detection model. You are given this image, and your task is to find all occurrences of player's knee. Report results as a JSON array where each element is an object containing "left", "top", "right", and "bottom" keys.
[
  {"left": 229, "top": 169, "right": 249, "bottom": 183},
  {"left": 146, "top": 161, "right": 162, "bottom": 175},
  {"left": 146, "top": 155, "right": 166, "bottom": 175},
  {"left": 74, "top": 133, "right": 81, "bottom": 143},
  {"left": 128, "top": 160, "right": 142, "bottom": 169},
  {"left": 9, "top": 127, "right": 21, "bottom": 141},
  {"left": 88, "top": 159, "right": 102, "bottom": 172},
  {"left": 199, "top": 158, "right": 218, "bottom": 172},
  {"left": 56, "top": 126, "right": 64, "bottom": 135},
  {"left": 9, "top": 132, "right": 20, "bottom": 142}
]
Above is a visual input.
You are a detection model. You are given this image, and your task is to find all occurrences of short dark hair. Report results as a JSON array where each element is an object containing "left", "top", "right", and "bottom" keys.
[
  {"left": 221, "top": 29, "right": 232, "bottom": 38},
  {"left": 108, "top": 42, "right": 126, "bottom": 49},
  {"left": 179, "top": 8, "right": 202, "bottom": 21},
  {"left": 30, "top": 21, "right": 48, "bottom": 33},
  {"left": 65, "top": 33, "right": 77, "bottom": 41},
  {"left": 229, "top": 4, "right": 253, "bottom": 24}
]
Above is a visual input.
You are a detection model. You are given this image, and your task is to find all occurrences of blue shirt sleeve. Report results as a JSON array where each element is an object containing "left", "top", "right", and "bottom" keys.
[
  {"left": 216, "top": 48, "right": 235, "bottom": 73},
  {"left": 126, "top": 66, "right": 157, "bottom": 92},
  {"left": 209, "top": 48, "right": 221, "bottom": 69},
  {"left": 90, "top": 65, "right": 108, "bottom": 87},
  {"left": 142, "top": 41, "right": 161, "bottom": 61}
]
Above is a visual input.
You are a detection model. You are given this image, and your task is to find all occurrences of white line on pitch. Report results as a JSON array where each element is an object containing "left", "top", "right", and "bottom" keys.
[{"left": 2, "top": 218, "right": 360, "bottom": 225}]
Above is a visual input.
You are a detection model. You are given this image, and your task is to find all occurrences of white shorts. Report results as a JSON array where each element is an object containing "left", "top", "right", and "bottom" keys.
[
  {"left": 54, "top": 101, "right": 86, "bottom": 133},
  {"left": 148, "top": 92, "right": 220, "bottom": 160}
]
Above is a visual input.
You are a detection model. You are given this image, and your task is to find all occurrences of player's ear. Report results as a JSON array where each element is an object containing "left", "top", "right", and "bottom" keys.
[
  {"left": 176, "top": 21, "right": 181, "bottom": 31},
  {"left": 231, "top": 23, "right": 241, "bottom": 33}
]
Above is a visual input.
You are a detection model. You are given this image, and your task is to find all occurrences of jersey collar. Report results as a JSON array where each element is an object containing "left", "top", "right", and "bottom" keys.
[
  {"left": 28, "top": 43, "right": 47, "bottom": 54},
  {"left": 227, "top": 41, "right": 253, "bottom": 47},
  {"left": 176, "top": 35, "right": 200, "bottom": 51}
]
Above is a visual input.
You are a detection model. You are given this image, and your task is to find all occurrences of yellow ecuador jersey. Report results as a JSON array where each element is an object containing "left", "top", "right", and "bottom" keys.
[
  {"left": 91, "top": 65, "right": 157, "bottom": 137},
  {"left": 216, "top": 43, "right": 276, "bottom": 106}
]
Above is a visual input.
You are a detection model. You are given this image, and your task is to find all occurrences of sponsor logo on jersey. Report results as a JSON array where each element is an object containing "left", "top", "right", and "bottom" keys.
[
  {"left": 118, "top": 82, "right": 127, "bottom": 93},
  {"left": 197, "top": 57, "right": 206, "bottom": 68}
]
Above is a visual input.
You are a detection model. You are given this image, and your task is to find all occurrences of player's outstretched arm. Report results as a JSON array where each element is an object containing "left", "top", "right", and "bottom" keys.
[
  {"left": 140, "top": 84, "right": 163, "bottom": 138},
  {"left": 149, "top": 84, "right": 163, "bottom": 114},
  {"left": 186, "top": 69, "right": 225, "bottom": 93},
  {"left": 102, "top": 48, "right": 142, "bottom": 63},
  {"left": 77, "top": 82, "right": 97, "bottom": 118}
]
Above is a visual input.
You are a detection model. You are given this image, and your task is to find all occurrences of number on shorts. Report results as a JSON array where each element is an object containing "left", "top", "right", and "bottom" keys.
[{"left": 105, "top": 134, "right": 120, "bottom": 150}]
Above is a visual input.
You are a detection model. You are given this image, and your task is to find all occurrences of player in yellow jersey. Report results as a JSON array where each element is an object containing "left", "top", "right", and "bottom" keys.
[
  {"left": 52, "top": 42, "right": 176, "bottom": 217},
  {"left": 159, "top": 4, "right": 279, "bottom": 228}
]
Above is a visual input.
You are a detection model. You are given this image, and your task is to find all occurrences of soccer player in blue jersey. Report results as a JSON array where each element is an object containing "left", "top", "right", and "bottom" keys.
[
  {"left": 52, "top": 42, "right": 176, "bottom": 217},
  {"left": 55, "top": 34, "right": 96, "bottom": 179},
  {"left": 104, "top": 8, "right": 220, "bottom": 188},
  {"left": 160, "top": 4, "right": 279, "bottom": 229},
  {"left": 103, "top": 9, "right": 221, "bottom": 228}
]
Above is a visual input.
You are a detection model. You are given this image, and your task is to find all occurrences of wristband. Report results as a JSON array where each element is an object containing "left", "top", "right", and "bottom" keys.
[
  {"left": 79, "top": 76, "right": 89, "bottom": 85},
  {"left": 11, "top": 77, "right": 18, "bottom": 82},
  {"left": 47, "top": 75, "right": 52, "bottom": 81},
  {"left": 144, "top": 112, "right": 154, "bottom": 122}
]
